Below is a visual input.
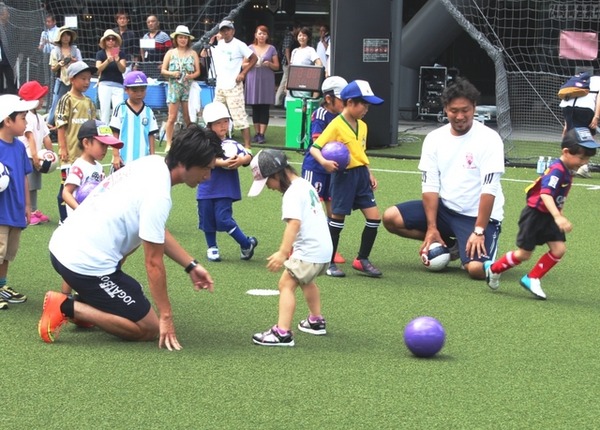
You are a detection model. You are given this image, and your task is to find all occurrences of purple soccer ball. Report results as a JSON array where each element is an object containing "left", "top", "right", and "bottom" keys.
[
  {"left": 403, "top": 316, "right": 446, "bottom": 358},
  {"left": 321, "top": 141, "right": 350, "bottom": 170},
  {"left": 75, "top": 179, "right": 100, "bottom": 204}
]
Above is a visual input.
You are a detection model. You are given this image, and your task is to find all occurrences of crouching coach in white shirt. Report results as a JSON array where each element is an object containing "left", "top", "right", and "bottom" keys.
[{"left": 382, "top": 77, "right": 505, "bottom": 280}]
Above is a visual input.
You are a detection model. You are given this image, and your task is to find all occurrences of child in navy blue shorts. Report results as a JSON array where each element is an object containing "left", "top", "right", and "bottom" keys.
[
  {"left": 197, "top": 102, "right": 257, "bottom": 262},
  {"left": 484, "top": 127, "right": 599, "bottom": 299},
  {"left": 301, "top": 75, "right": 347, "bottom": 265},
  {"left": 309, "top": 80, "right": 384, "bottom": 278}
]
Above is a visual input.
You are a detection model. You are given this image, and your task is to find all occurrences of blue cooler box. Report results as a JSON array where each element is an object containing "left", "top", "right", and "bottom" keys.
[
  {"left": 121, "top": 82, "right": 167, "bottom": 111},
  {"left": 143, "top": 82, "right": 167, "bottom": 110},
  {"left": 83, "top": 78, "right": 98, "bottom": 104},
  {"left": 199, "top": 82, "right": 214, "bottom": 108}
]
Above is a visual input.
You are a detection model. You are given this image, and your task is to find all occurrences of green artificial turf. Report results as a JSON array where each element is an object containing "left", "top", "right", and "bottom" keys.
[{"left": 2, "top": 144, "right": 599, "bottom": 429}]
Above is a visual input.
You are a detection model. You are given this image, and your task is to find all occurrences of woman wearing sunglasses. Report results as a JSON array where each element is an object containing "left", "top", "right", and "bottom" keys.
[{"left": 95, "top": 29, "right": 127, "bottom": 125}]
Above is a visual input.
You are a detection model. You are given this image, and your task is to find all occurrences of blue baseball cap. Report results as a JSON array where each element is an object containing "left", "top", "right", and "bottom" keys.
[
  {"left": 340, "top": 80, "right": 384, "bottom": 105},
  {"left": 569, "top": 127, "right": 600, "bottom": 149}
]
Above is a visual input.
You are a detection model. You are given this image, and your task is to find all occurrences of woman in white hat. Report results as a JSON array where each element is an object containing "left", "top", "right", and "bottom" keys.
[
  {"left": 160, "top": 25, "right": 200, "bottom": 151},
  {"left": 47, "top": 27, "right": 82, "bottom": 126},
  {"left": 95, "top": 29, "right": 127, "bottom": 125}
]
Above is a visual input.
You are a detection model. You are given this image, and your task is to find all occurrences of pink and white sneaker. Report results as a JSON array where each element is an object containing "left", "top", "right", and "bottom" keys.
[
  {"left": 29, "top": 213, "right": 41, "bottom": 226},
  {"left": 32, "top": 210, "right": 50, "bottom": 223}
]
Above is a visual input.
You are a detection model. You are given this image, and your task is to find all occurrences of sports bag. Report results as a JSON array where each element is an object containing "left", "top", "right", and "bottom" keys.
[{"left": 558, "top": 72, "right": 591, "bottom": 100}]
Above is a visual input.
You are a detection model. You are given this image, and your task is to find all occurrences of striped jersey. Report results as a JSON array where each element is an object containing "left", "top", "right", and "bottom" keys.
[
  {"left": 110, "top": 101, "right": 158, "bottom": 165},
  {"left": 525, "top": 159, "right": 572, "bottom": 213},
  {"left": 302, "top": 106, "right": 338, "bottom": 173}
]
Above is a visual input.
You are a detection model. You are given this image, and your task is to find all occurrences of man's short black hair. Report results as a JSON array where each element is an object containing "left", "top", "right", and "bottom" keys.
[
  {"left": 441, "top": 77, "right": 481, "bottom": 107},
  {"left": 165, "top": 124, "right": 223, "bottom": 170}
]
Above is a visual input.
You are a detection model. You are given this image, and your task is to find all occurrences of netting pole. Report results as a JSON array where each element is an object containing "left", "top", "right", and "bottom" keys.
[{"left": 441, "top": 0, "right": 513, "bottom": 144}]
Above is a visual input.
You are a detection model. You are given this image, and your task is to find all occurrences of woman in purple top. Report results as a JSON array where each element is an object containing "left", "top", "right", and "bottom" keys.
[{"left": 244, "top": 25, "right": 279, "bottom": 144}]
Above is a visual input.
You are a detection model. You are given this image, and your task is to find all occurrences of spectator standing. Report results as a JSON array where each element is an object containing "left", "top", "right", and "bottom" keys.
[
  {"left": 275, "top": 22, "right": 300, "bottom": 107},
  {"left": 161, "top": 25, "right": 201, "bottom": 152},
  {"left": 47, "top": 26, "right": 81, "bottom": 127},
  {"left": 37, "top": 13, "right": 59, "bottom": 87},
  {"left": 140, "top": 15, "right": 172, "bottom": 64},
  {"left": 0, "top": 3, "right": 16, "bottom": 94},
  {"left": 244, "top": 25, "right": 279, "bottom": 144},
  {"left": 560, "top": 73, "right": 600, "bottom": 178},
  {"left": 201, "top": 20, "right": 257, "bottom": 150},
  {"left": 95, "top": 29, "right": 126, "bottom": 126},
  {"left": 288, "top": 27, "right": 323, "bottom": 99},
  {"left": 316, "top": 25, "right": 329, "bottom": 71},
  {"left": 113, "top": 11, "right": 137, "bottom": 62}
]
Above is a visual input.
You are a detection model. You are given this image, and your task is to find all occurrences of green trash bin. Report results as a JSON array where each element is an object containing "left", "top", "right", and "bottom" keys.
[{"left": 285, "top": 98, "right": 321, "bottom": 149}]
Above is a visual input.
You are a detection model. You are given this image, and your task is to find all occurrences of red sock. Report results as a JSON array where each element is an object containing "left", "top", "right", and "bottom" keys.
[
  {"left": 528, "top": 251, "right": 560, "bottom": 279},
  {"left": 491, "top": 251, "right": 521, "bottom": 274}
]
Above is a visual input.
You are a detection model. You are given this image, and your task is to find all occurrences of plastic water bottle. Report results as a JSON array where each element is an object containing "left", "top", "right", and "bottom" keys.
[
  {"left": 536, "top": 156, "right": 546, "bottom": 175},
  {"left": 546, "top": 156, "right": 553, "bottom": 168}
]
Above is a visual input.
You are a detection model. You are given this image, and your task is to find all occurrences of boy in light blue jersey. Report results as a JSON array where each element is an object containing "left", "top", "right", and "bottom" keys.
[{"left": 110, "top": 71, "right": 158, "bottom": 170}]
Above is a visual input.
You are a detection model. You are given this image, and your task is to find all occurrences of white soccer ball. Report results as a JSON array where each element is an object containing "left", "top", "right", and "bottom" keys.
[
  {"left": 37, "top": 149, "right": 59, "bottom": 174},
  {"left": 0, "top": 161, "right": 10, "bottom": 192},
  {"left": 221, "top": 139, "right": 248, "bottom": 159},
  {"left": 420, "top": 242, "right": 451, "bottom": 271}
]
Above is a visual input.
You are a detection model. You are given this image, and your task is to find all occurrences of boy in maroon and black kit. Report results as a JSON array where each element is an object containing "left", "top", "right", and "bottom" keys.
[{"left": 484, "top": 127, "right": 599, "bottom": 299}]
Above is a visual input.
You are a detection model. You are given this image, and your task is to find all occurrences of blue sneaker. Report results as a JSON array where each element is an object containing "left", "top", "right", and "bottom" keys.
[
  {"left": 519, "top": 275, "right": 547, "bottom": 300},
  {"left": 326, "top": 263, "right": 346, "bottom": 278},
  {"left": 484, "top": 261, "right": 501, "bottom": 290},
  {"left": 241, "top": 237, "right": 258, "bottom": 260}
]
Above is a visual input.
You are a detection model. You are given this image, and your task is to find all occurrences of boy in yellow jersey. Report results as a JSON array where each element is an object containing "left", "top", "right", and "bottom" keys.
[{"left": 309, "top": 80, "right": 384, "bottom": 278}]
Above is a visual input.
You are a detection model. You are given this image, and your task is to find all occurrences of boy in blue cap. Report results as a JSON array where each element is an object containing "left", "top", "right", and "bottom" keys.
[
  {"left": 484, "top": 127, "right": 600, "bottom": 299},
  {"left": 309, "top": 79, "right": 384, "bottom": 278}
]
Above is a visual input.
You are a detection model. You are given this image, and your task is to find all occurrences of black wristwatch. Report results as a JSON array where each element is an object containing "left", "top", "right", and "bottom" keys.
[{"left": 184, "top": 259, "right": 198, "bottom": 273}]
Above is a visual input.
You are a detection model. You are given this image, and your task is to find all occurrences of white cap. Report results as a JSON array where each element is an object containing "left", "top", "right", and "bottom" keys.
[
  {"left": 0, "top": 95, "right": 38, "bottom": 122},
  {"left": 248, "top": 149, "right": 288, "bottom": 197},
  {"left": 321, "top": 76, "right": 348, "bottom": 97},
  {"left": 202, "top": 102, "right": 231, "bottom": 123}
]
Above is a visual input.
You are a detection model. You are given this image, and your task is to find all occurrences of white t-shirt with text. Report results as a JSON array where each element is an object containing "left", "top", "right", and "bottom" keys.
[{"left": 49, "top": 155, "right": 172, "bottom": 276}]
